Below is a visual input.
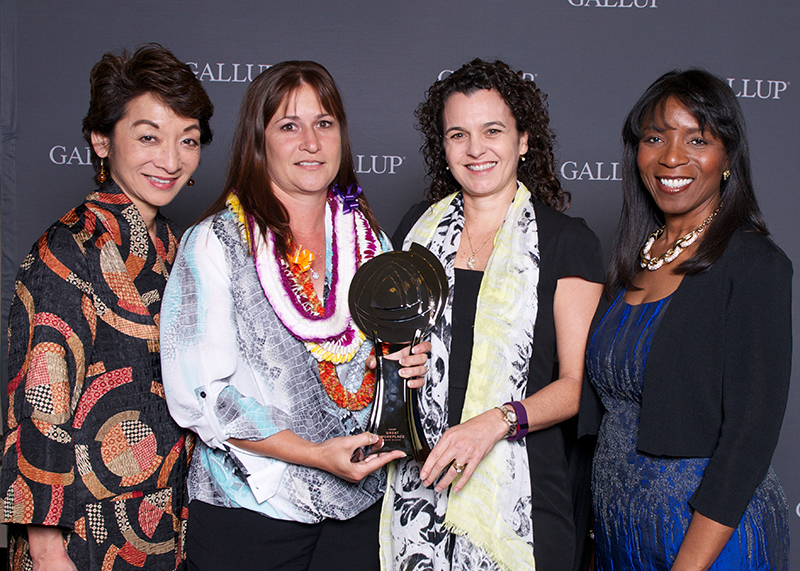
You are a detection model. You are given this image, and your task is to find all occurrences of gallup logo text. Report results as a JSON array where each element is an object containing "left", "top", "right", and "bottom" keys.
[
  {"left": 560, "top": 161, "right": 621, "bottom": 181},
  {"left": 726, "top": 78, "right": 788, "bottom": 100}
]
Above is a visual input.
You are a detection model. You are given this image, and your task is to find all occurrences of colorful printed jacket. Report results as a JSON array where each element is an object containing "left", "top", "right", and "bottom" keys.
[{"left": 1, "top": 183, "right": 191, "bottom": 570}]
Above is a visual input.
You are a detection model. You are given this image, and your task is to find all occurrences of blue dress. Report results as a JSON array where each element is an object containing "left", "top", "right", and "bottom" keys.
[{"left": 586, "top": 293, "right": 789, "bottom": 571}]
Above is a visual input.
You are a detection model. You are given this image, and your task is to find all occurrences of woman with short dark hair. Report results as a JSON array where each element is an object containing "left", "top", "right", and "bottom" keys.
[
  {"left": 160, "top": 61, "right": 429, "bottom": 571},
  {"left": 582, "top": 69, "right": 791, "bottom": 570},
  {"left": 1, "top": 43, "right": 213, "bottom": 570}
]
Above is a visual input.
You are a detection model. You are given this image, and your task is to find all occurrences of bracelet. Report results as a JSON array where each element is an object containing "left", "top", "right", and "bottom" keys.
[{"left": 505, "top": 401, "right": 529, "bottom": 441}]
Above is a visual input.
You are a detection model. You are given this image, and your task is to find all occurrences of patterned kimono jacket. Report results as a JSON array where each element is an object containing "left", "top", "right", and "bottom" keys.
[{"left": 1, "top": 183, "right": 191, "bottom": 570}]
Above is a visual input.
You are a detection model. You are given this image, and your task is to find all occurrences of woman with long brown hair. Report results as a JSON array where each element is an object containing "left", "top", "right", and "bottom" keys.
[{"left": 161, "top": 61, "right": 428, "bottom": 571}]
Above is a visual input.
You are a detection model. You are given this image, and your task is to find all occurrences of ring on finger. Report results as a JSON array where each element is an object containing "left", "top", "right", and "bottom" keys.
[{"left": 452, "top": 462, "right": 466, "bottom": 474}]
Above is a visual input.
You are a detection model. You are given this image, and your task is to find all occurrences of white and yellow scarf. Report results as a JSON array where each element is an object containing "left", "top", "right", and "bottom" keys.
[{"left": 380, "top": 183, "right": 539, "bottom": 571}]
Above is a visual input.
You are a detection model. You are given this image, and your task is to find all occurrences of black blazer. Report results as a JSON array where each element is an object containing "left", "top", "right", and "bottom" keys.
[{"left": 579, "top": 228, "right": 793, "bottom": 527}]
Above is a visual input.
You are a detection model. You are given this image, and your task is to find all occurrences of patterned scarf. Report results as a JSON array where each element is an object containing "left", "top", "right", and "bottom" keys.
[{"left": 380, "top": 183, "right": 539, "bottom": 571}]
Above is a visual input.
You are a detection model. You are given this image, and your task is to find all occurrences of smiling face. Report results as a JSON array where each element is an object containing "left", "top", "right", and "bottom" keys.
[
  {"left": 442, "top": 89, "right": 528, "bottom": 201},
  {"left": 637, "top": 97, "right": 728, "bottom": 226},
  {"left": 264, "top": 83, "right": 342, "bottom": 202},
  {"left": 91, "top": 92, "right": 201, "bottom": 224}
]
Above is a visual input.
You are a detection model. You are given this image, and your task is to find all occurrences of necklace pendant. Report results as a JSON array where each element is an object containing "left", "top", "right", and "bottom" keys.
[
  {"left": 467, "top": 255, "right": 477, "bottom": 270},
  {"left": 311, "top": 269, "right": 320, "bottom": 280}
]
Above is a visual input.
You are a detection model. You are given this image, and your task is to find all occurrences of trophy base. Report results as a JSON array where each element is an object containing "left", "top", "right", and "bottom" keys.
[{"left": 359, "top": 349, "right": 430, "bottom": 463}]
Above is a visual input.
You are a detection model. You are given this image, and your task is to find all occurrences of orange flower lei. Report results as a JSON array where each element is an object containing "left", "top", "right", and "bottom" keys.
[{"left": 288, "top": 255, "right": 376, "bottom": 410}]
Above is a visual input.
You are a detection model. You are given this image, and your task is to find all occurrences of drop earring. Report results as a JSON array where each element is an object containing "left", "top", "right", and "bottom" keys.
[
  {"left": 187, "top": 178, "right": 195, "bottom": 187},
  {"left": 96, "top": 158, "right": 107, "bottom": 184},
  {"left": 722, "top": 169, "right": 730, "bottom": 181}
]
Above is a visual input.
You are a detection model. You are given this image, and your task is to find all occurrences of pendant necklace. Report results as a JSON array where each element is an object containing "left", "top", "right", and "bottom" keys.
[{"left": 464, "top": 224, "right": 495, "bottom": 270}]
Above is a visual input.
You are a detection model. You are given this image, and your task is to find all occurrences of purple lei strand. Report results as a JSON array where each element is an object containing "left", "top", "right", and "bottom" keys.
[
  {"left": 362, "top": 220, "right": 378, "bottom": 260},
  {"left": 250, "top": 209, "right": 329, "bottom": 327},
  {"left": 251, "top": 192, "right": 378, "bottom": 347},
  {"left": 274, "top": 235, "right": 327, "bottom": 324},
  {"left": 324, "top": 195, "right": 341, "bottom": 317}
]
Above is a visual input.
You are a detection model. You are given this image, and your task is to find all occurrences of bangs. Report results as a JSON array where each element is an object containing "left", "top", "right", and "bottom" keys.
[{"left": 635, "top": 94, "right": 722, "bottom": 142}]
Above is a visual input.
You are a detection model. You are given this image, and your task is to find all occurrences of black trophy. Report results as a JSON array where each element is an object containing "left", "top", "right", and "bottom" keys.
[{"left": 349, "top": 243, "right": 448, "bottom": 462}]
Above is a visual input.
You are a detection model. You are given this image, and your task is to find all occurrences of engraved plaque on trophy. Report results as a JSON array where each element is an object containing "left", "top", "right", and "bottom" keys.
[{"left": 349, "top": 243, "right": 448, "bottom": 463}]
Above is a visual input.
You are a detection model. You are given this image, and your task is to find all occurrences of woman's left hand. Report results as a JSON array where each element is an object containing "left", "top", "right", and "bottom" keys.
[
  {"left": 419, "top": 407, "right": 507, "bottom": 493},
  {"left": 367, "top": 341, "right": 431, "bottom": 389}
]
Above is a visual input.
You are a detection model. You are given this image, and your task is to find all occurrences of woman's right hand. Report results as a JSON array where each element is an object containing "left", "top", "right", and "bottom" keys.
[
  {"left": 27, "top": 525, "right": 78, "bottom": 571},
  {"left": 315, "top": 433, "right": 406, "bottom": 483},
  {"left": 230, "top": 430, "right": 406, "bottom": 483},
  {"left": 420, "top": 408, "right": 508, "bottom": 493}
]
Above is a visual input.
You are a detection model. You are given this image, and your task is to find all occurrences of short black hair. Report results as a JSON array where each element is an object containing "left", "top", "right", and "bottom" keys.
[{"left": 82, "top": 43, "right": 214, "bottom": 173}]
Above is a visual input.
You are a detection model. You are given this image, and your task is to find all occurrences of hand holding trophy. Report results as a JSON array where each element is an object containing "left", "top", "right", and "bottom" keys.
[{"left": 349, "top": 243, "right": 448, "bottom": 462}]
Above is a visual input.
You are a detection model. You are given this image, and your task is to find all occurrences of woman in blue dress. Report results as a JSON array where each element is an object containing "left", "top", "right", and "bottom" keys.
[{"left": 581, "top": 69, "right": 791, "bottom": 570}]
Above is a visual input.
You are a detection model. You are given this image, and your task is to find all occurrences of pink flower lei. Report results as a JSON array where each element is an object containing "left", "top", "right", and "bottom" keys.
[{"left": 226, "top": 191, "right": 380, "bottom": 364}]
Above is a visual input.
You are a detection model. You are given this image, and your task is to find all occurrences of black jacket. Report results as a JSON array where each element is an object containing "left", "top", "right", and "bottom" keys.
[{"left": 579, "top": 228, "right": 792, "bottom": 527}]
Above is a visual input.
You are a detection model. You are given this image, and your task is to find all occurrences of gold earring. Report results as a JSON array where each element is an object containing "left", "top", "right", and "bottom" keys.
[
  {"left": 722, "top": 169, "right": 731, "bottom": 181},
  {"left": 187, "top": 178, "right": 195, "bottom": 187},
  {"left": 96, "top": 158, "right": 107, "bottom": 184}
]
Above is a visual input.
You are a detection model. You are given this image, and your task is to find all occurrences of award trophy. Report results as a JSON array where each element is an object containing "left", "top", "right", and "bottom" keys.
[{"left": 349, "top": 243, "right": 448, "bottom": 462}]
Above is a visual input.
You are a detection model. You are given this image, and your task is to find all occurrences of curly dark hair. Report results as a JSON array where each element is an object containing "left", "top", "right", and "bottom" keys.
[
  {"left": 82, "top": 43, "right": 214, "bottom": 174},
  {"left": 415, "top": 58, "right": 568, "bottom": 211},
  {"left": 607, "top": 68, "right": 767, "bottom": 296},
  {"left": 198, "top": 61, "right": 379, "bottom": 259}
]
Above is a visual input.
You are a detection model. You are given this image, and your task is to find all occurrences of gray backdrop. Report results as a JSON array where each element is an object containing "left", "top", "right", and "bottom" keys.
[{"left": 2, "top": 0, "right": 798, "bottom": 565}]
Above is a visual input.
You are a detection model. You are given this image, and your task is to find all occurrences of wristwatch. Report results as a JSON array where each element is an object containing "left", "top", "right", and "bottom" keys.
[{"left": 496, "top": 405, "right": 518, "bottom": 439}]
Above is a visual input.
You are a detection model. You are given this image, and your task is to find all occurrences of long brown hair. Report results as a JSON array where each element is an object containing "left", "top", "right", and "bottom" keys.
[{"left": 199, "top": 61, "right": 379, "bottom": 258}]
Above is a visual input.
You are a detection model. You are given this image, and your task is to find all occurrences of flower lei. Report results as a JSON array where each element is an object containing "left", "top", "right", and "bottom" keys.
[
  {"left": 226, "top": 191, "right": 381, "bottom": 410},
  {"left": 287, "top": 258, "right": 376, "bottom": 409}
]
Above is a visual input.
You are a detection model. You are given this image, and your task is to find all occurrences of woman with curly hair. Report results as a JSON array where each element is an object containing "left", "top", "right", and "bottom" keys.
[{"left": 381, "top": 58, "right": 604, "bottom": 571}]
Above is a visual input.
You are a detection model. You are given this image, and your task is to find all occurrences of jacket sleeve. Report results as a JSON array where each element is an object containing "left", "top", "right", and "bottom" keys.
[
  {"left": 160, "top": 220, "right": 285, "bottom": 450},
  {"left": 1, "top": 226, "right": 94, "bottom": 528},
  {"left": 688, "top": 246, "right": 793, "bottom": 526}
]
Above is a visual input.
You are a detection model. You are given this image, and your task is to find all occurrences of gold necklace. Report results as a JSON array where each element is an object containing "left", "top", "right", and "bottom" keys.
[
  {"left": 639, "top": 204, "right": 722, "bottom": 271},
  {"left": 464, "top": 224, "right": 495, "bottom": 270}
]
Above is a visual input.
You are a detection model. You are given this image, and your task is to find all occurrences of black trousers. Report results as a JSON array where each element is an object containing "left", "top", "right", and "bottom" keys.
[{"left": 186, "top": 500, "right": 381, "bottom": 571}]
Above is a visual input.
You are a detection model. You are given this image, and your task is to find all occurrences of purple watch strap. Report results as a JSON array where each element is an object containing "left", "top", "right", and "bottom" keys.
[{"left": 506, "top": 401, "right": 529, "bottom": 441}]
